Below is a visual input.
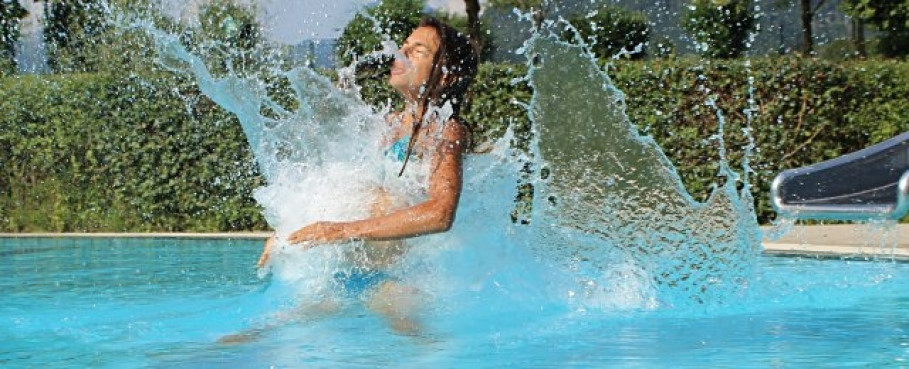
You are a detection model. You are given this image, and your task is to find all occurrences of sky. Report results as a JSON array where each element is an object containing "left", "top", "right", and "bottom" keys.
[
  {"left": 13, "top": 0, "right": 476, "bottom": 71},
  {"left": 159, "top": 0, "right": 475, "bottom": 44}
]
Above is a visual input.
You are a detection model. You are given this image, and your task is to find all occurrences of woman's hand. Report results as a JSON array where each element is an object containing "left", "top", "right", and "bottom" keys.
[
  {"left": 255, "top": 222, "right": 351, "bottom": 268},
  {"left": 287, "top": 221, "right": 352, "bottom": 245}
]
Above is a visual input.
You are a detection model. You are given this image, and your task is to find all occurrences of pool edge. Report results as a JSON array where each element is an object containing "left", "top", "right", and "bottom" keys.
[
  {"left": 2, "top": 225, "right": 907, "bottom": 260},
  {"left": 0, "top": 232, "right": 271, "bottom": 239}
]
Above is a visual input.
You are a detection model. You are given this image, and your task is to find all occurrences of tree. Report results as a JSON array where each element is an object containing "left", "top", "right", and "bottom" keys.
[
  {"left": 0, "top": 0, "right": 28, "bottom": 75},
  {"left": 198, "top": 0, "right": 261, "bottom": 50},
  {"left": 485, "top": 0, "right": 543, "bottom": 13},
  {"left": 850, "top": 16, "right": 866, "bottom": 57},
  {"left": 465, "top": 0, "right": 481, "bottom": 60},
  {"left": 681, "top": 0, "right": 757, "bottom": 59},
  {"left": 841, "top": 0, "right": 909, "bottom": 57},
  {"left": 432, "top": 11, "right": 493, "bottom": 61},
  {"left": 486, "top": 0, "right": 545, "bottom": 27},
  {"left": 564, "top": 4, "right": 649, "bottom": 60},
  {"left": 40, "top": 0, "right": 107, "bottom": 72},
  {"left": 773, "top": 0, "right": 829, "bottom": 54},
  {"left": 799, "top": 0, "right": 828, "bottom": 54},
  {"left": 196, "top": 0, "right": 263, "bottom": 75}
]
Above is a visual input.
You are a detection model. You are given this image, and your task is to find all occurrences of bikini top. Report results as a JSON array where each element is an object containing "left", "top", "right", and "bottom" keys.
[{"left": 386, "top": 135, "right": 411, "bottom": 162}]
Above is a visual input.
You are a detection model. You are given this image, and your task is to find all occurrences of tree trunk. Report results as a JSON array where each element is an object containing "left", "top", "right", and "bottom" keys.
[
  {"left": 853, "top": 17, "right": 866, "bottom": 57},
  {"left": 800, "top": 0, "right": 814, "bottom": 54},
  {"left": 464, "top": 0, "right": 481, "bottom": 61}
]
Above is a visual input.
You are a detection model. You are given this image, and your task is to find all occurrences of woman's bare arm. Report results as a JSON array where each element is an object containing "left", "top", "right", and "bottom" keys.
[{"left": 286, "top": 120, "right": 466, "bottom": 245}]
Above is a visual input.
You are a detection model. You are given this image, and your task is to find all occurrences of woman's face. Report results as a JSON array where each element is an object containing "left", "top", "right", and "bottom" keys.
[{"left": 389, "top": 26, "right": 441, "bottom": 102}]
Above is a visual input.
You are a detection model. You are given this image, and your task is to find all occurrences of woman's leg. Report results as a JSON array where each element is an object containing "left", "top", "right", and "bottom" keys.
[
  {"left": 217, "top": 298, "right": 341, "bottom": 344},
  {"left": 359, "top": 187, "right": 426, "bottom": 334},
  {"left": 257, "top": 235, "right": 275, "bottom": 269},
  {"left": 366, "top": 280, "right": 423, "bottom": 335}
]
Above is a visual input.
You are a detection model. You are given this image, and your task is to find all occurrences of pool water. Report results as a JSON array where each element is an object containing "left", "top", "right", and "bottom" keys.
[{"left": 2, "top": 237, "right": 907, "bottom": 368}]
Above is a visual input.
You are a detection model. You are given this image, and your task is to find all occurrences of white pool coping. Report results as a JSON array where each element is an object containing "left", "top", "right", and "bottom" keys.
[
  {"left": 761, "top": 224, "right": 909, "bottom": 260},
  {"left": 0, "top": 232, "right": 273, "bottom": 239},
  {"left": 2, "top": 225, "right": 908, "bottom": 260}
]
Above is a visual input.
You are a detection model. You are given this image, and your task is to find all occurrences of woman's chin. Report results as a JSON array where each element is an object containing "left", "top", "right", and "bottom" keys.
[{"left": 387, "top": 81, "right": 412, "bottom": 98}]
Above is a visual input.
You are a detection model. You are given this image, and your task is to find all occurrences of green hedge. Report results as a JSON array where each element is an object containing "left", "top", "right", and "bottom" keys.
[
  {"left": 0, "top": 72, "right": 266, "bottom": 232},
  {"left": 0, "top": 58, "right": 15, "bottom": 78},
  {"left": 611, "top": 57, "right": 909, "bottom": 223},
  {"left": 1, "top": 58, "right": 907, "bottom": 231}
]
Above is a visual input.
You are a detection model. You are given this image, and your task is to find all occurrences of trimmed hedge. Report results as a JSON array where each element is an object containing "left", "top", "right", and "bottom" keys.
[
  {"left": 610, "top": 57, "right": 909, "bottom": 223},
  {"left": 0, "top": 72, "right": 266, "bottom": 232},
  {"left": 1, "top": 57, "right": 907, "bottom": 231}
]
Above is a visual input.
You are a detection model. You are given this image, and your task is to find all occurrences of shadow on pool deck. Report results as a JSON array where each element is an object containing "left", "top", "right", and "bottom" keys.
[{"left": 1, "top": 225, "right": 907, "bottom": 260}]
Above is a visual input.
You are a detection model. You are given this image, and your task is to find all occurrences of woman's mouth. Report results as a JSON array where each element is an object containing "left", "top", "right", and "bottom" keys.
[{"left": 390, "top": 60, "right": 407, "bottom": 76}]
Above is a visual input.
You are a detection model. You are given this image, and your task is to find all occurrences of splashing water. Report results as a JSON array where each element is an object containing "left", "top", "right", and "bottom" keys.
[
  {"left": 141, "top": 11, "right": 761, "bottom": 327},
  {"left": 338, "top": 40, "right": 412, "bottom": 89},
  {"left": 522, "top": 31, "right": 761, "bottom": 308}
]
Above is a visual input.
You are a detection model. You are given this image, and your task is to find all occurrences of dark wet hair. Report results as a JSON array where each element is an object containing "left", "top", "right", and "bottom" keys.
[{"left": 399, "top": 16, "right": 479, "bottom": 176}]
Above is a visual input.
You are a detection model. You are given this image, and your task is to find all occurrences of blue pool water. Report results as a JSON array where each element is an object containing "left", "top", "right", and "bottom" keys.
[{"left": 2, "top": 237, "right": 907, "bottom": 367}]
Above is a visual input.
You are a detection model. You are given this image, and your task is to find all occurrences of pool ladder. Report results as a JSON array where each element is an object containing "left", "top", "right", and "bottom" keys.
[{"left": 771, "top": 131, "right": 909, "bottom": 221}]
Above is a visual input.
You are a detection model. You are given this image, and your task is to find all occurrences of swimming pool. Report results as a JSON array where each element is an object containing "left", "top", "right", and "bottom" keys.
[
  {"left": 2, "top": 237, "right": 907, "bottom": 368},
  {"left": 4, "top": 11, "right": 905, "bottom": 368}
]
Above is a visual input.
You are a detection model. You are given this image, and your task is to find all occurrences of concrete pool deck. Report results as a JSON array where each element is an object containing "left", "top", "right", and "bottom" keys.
[
  {"left": 2, "top": 224, "right": 908, "bottom": 260},
  {"left": 761, "top": 224, "right": 909, "bottom": 260}
]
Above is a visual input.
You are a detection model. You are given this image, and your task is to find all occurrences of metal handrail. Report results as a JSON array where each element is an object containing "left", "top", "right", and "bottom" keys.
[{"left": 771, "top": 131, "right": 909, "bottom": 221}]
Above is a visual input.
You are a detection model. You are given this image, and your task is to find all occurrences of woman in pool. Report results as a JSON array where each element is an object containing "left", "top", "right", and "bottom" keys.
[{"left": 257, "top": 17, "right": 479, "bottom": 333}]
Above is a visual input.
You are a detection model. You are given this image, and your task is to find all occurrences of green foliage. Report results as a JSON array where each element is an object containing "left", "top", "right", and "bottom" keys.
[
  {"left": 486, "top": 0, "right": 543, "bottom": 10},
  {"left": 609, "top": 57, "right": 909, "bottom": 223},
  {"left": 0, "top": 72, "right": 267, "bottom": 232},
  {"left": 0, "top": 53, "right": 14, "bottom": 76},
  {"left": 486, "top": 0, "right": 546, "bottom": 27},
  {"left": 460, "top": 63, "right": 534, "bottom": 224},
  {"left": 194, "top": 0, "right": 264, "bottom": 76},
  {"left": 563, "top": 4, "right": 650, "bottom": 60},
  {"left": 3, "top": 58, "right": 908, "bottom": 229},
  {"left": 682, "top": 0, "right": 757, "bottom": 59},
  {"left": 841, "top": 0, "right": 909, "bottom": 57},
  {"left": 198, "top": 0, "right": 261, "bottom": 48},
  {"left": 0, "top": 0, "right": 28, "bottom": 72},
  {"left": 431, "top": 11, "right": 494, "bottom": 62},
  {"left": 40, "top": 0, "right": 109, "bottom": 72},
  {"left": 37, "top": 1, "right": 186, "bottom": 74},
  {"left": 335, "top": 0, "right": 423, "bottom": 67},
  {"left": 461, "top": 63, "right": 532, "bottom": 149}
]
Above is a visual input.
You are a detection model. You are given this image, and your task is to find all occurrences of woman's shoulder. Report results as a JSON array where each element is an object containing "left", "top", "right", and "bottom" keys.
[
  {"left": 438, "top": 117, "right": 469, "bottom": 152},
  {"left": 439, "top": 117, "right": 467, "bottom": 139},
  {"left": 385, "top": 111, "right": 404, "bottom": 126}
]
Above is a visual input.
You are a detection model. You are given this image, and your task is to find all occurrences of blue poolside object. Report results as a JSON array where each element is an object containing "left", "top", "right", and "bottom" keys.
[
  {"left": 1, "top": 237, "right": 908, "bottom": 367},
  {"left": 771, "top": 131, "right": 909, "bottom": 220}
]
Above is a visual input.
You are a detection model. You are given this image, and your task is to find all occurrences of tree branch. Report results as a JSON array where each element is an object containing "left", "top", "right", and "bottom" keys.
[{"left": 811, "top": 0, "right": 828, "bottom": 15}]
